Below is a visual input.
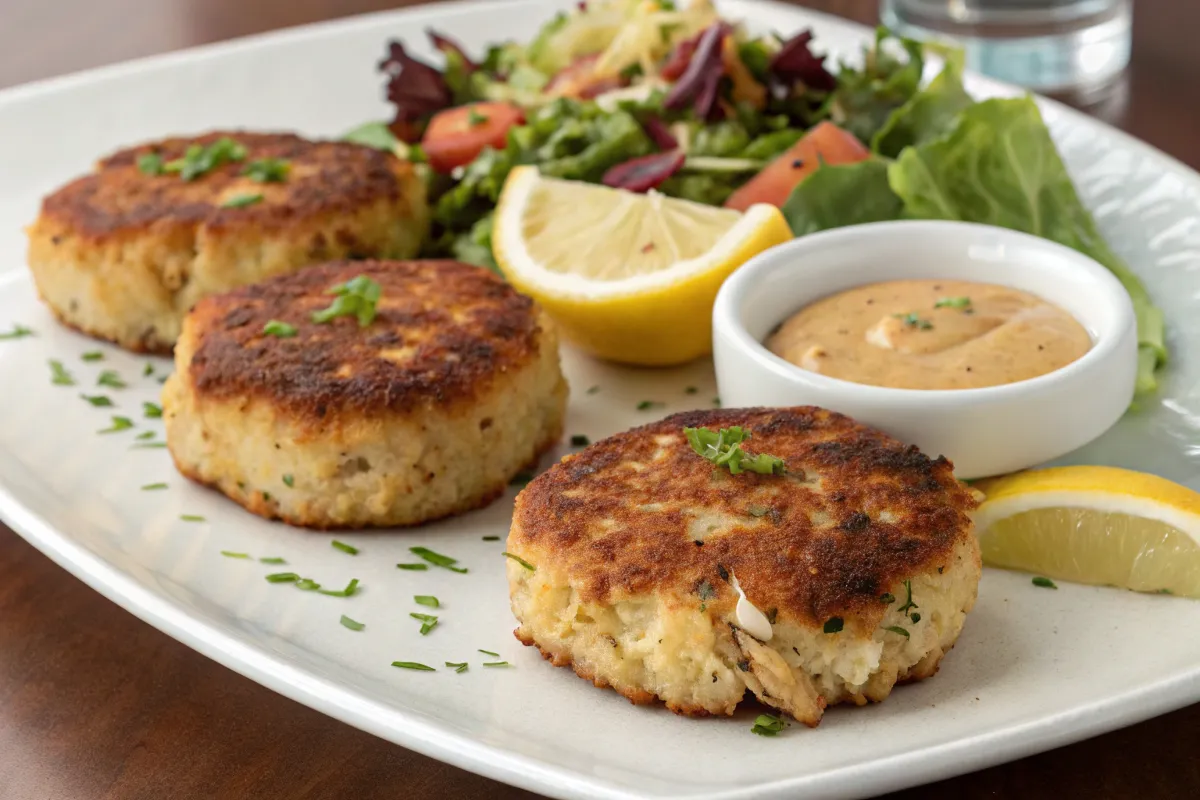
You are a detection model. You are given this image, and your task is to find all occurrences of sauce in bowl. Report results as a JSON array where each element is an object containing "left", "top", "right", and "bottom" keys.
[{"left": 766, "top": 280, "right": 1092, "bottom": 390}]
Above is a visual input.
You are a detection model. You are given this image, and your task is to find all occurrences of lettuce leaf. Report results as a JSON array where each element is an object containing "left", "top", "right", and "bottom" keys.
[
  {"left": 871, "top": 54, "right": 972, "bottom": 157},
  {"left": 831, "top": 27, "right": 925, "bottom": 145},
  {"left": 781, "top": 159, "right": 904, "bottom": 236}
]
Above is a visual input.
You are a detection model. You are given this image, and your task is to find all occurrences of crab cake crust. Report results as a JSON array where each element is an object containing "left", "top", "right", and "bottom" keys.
[
  {"left": 507, "top": 407, "right": 981, "bottom": 725},
  {"left": 26, "top": 131, "right": 428, "bottom": 353},
  {"left": 163, "top": 259, "right": 566, "bottom": 529}
]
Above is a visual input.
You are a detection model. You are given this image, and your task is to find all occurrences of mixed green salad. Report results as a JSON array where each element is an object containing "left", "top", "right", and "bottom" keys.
[{"left": 345, "top": 0, "right": 1165, "bottom": 393}]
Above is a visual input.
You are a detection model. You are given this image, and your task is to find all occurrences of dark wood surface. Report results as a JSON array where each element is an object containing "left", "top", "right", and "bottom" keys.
[{"left": 1, "top": 2, "right": 1198, "bottom": 798}]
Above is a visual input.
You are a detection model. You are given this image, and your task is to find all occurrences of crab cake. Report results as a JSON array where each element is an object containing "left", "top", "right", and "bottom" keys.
[
  {"left": 26, "top": 131, "right": 428, "bottom": 353},
  {"left": 163, "top": 259, "right": 566, "bottom": 529},
  {"left": 506, "top": 407, "right": 981, "bottom": 726}
]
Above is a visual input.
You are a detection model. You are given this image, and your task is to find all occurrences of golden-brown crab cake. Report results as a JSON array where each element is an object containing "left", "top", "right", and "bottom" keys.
[
  {"left": 162, "top": 259, "right": 566, "bottom": 529},
  {"left": 26, "top": 131, "right": 428, "bottom": 353},
  {"left": 506, "top": 407, "right": 981, "bottom": 726}
]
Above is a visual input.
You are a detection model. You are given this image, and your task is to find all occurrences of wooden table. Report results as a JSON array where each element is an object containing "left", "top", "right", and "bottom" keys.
[{"left": 1, "top": 2, "right": 1198, "bottom": 798}]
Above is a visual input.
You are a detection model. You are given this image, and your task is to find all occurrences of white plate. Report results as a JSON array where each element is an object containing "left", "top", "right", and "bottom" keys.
[{"left": 1, "top": 2, "right": 1199, "bottom": 799}]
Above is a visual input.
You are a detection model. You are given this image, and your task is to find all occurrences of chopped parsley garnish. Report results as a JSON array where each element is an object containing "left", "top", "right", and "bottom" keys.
[
  {"left": 685, "top": 386, "right": 698, "bottom": 395},
  {"left": 263, "top": 320, "right": 297, "bottom": 338},
  {"left": 1032, "top": 576, "right": 1058, "bottom": 589},
  {"left": 141, "top": 482, "right": 168, "bottom": 491},
  {"left": 259, "top": 556, "right": 287, "bottom": 565},
  {"left": 570, "top": 434, "right": 590, "bottom": 447},
  {"left": 502, "top": 551, "right": 536, "bottom": 572},
  {"left": 684, "top": 426, "right": 786, "bottom": 476},
  {"left": 478, "top": 649, "right": 500, "bottom": 657},
  {"left": 482, "top": 535, "right": 500, "bottom": 542},
  {"left": 180, "top": 514, "right": 206, "bottom": 522},
  {"left": 396, "top": 563, "right": 429, "bottom": 571},
  {"left": 482, "top": 661, "right": 511, "bottom": 668},
  {"left": 410, "top": 612, "right": 439, "bottom": 635},
  {"left": 137, "top": 152, "right": 164, "bottom": 175},
  {"left": 311, "top": 275, "right": 382, "bottom": 327},
  {"left": 143, "top": 363, "right": 156, "bottom": 377},
  {"left": 823, "top": 617, "right": 844, "bottom": 634},
  {"left": 935, "top": 296, "right": 972, "bottom": 309},
  {"left": 81, "top": 351, "right": 104, "bottom": 362},
  {"left": 97, "top": 370, "right": 126, "bottom": 389},
  {"left": 49, "top": 360, "right": 74, "bottom": 386},
  {"left": 81, "top": 394, "right": 114, "bottom": 407},
  {"left": 391, "top": 661, "right": 435, "bottom": 671},
  {"left": 509, "top": 471, "right": 534, "bottom": 487},
  {"left": 266, "top": 572, "right": 300, "bottom": 583},
  {"left": 339, "top": 615, "right": 365, "bottom": 632},
  {"left": 98, "top": 416, "right": 134, "bottom": 434},
  {"left": 879, "top": 592, "right": 896, "bottom": 604},
  {"left": 750, "top": 713, "right": 788, "bottom": 737},
  {"left": 884, "top": 625, "right": 910, "bottom": 638},
  {"left": 318, "top": 578, "right": 360, "bottom": 597},
  {"left": 221, "top": 193, "right": 263, "bottom": 209},
  {"left": 242, "top": 157, "right": 290, "bottom": 183},
  {"left": 586, "top": 385, "right": 600, "bottom": 394},
  {"left": 410, "top": 546, "right": 468, "bottom": 573},
  {"left": 414, "top": 595, "right": 439, "bottom": 608},
  {"left": 910, "top": 612, "right": 922, "bottom": 623},
  {"left": 143, "top": 401, "right": 163, "bottom": 418},
  {"left": 163, "top": 137, "right": 247, "bottom": 181},
  {"left": 445, "top": 661, "right": 469, "bottom": 673},
  {"left": 282, "top": 474, "right": 294, "bottom": 487},
  {"left": 466, "top": 108, "right": 490, "bottom": 126},
  {"left": 637, "top": 400, "right": 664, "bottom": 410},
  {"left": 220, "top": 551, "right": 250, "bottom": 559},
  {"left": 895, "top": 312, "right": 933, "bottom": 330},
  {"left": 331, "top": 539, "right": 358, "bottom": 555}
]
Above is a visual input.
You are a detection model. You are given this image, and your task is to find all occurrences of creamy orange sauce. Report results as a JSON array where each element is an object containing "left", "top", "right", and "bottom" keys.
[{"left": 767, "top": 280, "right": 1092, "bottom": 390}]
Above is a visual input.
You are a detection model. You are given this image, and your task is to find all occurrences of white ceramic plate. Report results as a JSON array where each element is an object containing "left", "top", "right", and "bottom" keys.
[{"left": 1, "top": 2, "right": 1199, "bottom": 799}]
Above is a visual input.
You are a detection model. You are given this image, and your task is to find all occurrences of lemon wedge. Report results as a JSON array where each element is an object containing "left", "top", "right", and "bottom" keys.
[
  {"left": 974, "top": 466, "right": 1200, "bottom": 598},
  {"left": 492, "top": 166, "right": 792, "bottom": 365}
]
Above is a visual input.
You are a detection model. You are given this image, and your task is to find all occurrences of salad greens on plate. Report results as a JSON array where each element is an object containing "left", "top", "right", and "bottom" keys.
[{"left": 348, "top": 0, "right": 1165, "bottom": 394}]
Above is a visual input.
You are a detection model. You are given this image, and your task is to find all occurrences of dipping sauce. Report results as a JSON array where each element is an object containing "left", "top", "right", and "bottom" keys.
[{"left": 767, "top": 280, "right": 1092, "bottom": 390}]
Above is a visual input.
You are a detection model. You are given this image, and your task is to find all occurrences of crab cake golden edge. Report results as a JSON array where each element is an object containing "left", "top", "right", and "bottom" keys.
[{"left": 505, "top": 407, "right": 982, "bottom": 726}]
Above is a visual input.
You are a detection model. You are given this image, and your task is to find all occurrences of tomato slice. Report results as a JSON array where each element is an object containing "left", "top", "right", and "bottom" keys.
[
  {"left": 421, "top": 102, "right": 525, "bottom": 173},
  {"left": 724, "top": 122, "right": 870, "bottom": 212}
]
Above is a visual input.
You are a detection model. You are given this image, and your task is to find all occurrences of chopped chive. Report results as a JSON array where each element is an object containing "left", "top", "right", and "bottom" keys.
[
  {"left": 482, "top": 535, "right": 501, "bottom": 542},
  {"left": 895, "top": 311, "right": 934, "bottom": 330},
  {"left": 750, "top": 713, "right": 788, "bottom": 737},
  {"left": 396, "top": 563, "right": 429, "bottom": 571},
  {"left": 49, "top": 360, "right": 75, "bottom": 386},
  {"left": 898, "top": 580, "right": 918, "bottom": 615},
  {"left": 96, "top": 370, "right": 126, "bottom": 389},
  {"left": 410, "top": 546, "right": 467, "bottom": 573},
  {"left": 263, "top": 320, "right": 297, "bottom": 338},
  {"left": 180, "top": 514, "right": 205, "bottom": 522},
  {"left": 410, "top": 612, "right": 439, "bottom": 635},
  {"left": 391, "top": 661, "right": 435, "bottom": 671},
  {"left": 502, "top": 552, "right": 536, "bottom": 572},
  {"left": 685, "top": 386, "right": 699, "bottom": 394},
  {"left": 136, "top": 430, "right": 155, "bottom": 440},
  {"left": 242, "top": 157, "right": 290, "bottom": 183},
  {"left": 221, "top": 193, "right": 263, "bottom": 208},
  {"left": 478, "top": 649, "right": 500, "bottom": 657},
  {"left": 81, "top": 351, "right": 104, "bottom": 362},
  {"left": 143, "top": 363, "right": 156, "bottom": 377},
  {"left": 884, "top": 625, "right": 910, "bottom": 638},
  {"left": 823, "top": 617, "right": 844, "bottom": 634},
  {"left": 220, "top": 551, "right": 251, "bottom": 559},
  {"left": 259, "top": 556, "right": 287, "bottom": 565},
  {"left": 339, "top": 615, "right": 365, "bottom": 632},
  {"left": 570, "top": 434, "right": 590, "bottom": 447},
  {"left": 482, "top": 661, "right": 511, "bottom": 668},
  {"left": 143, "top": 401, "right": 163, "bottom": 418},
  {"left": 0, "top": 324, "right": 34, "bottom": 340},
  {"left": 282, "top": 474, "right": 294, "bottom": 487},
  {"left": 318, "top": 578, "right": 360, "bottom": 597},
  {"left": 131, "top": 442, "right": 169, "bottom": 449},
  {"left": 98, "top": 416, "right": 134, "bottom": 434},
  {"left": 586, "top": 385, "right": 600, "bottom": 394},
  {"left": 445, "top": 661, "right": 469, "bottom": 673},
  {"left": 636, "top": 400, "right": 664, "bottom": 411},
  {"left": 414, "top": 595, "right": 439, "bottom": 608},
  {"left": 81, "top": 394, "right": 114, "bottom": 407},
  {"left": 296, "top": 578, "right": 322, "bottom": 591},
  {"left": 509, "top": 471, "right": 534, "bottom": 487},
  {"left": 1032, "top": 576, "right": 1058, "bottom": 589},
  {"left": 141, "top": 482, "right": 168, "bottom": 491},
  {"left": 266, "top": 572, "right": 300, "bottom": 583},
  {"left": 331, "top": 539, "right": 358, "bottom": 555},
  {"left": 934, "top": 296, "right": 972, "bottom": 309}
]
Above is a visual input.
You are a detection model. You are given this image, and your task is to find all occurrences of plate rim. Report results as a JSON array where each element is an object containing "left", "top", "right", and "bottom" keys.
[{"left": 2, "top": 2, "right": 1200, "bottom": 798}]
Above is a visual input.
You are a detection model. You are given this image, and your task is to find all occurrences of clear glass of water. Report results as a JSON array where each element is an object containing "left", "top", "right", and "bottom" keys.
[{"left": 880, "top": 0, "right": 1132, "bottom": 92}]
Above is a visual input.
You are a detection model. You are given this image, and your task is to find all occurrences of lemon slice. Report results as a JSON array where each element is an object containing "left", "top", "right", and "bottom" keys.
[
  {"left": 492, "top": 166, "right": 792, "bottom": 365},
  {"left": 974, "top": 466, "right": 1200, "bottom": 597}
]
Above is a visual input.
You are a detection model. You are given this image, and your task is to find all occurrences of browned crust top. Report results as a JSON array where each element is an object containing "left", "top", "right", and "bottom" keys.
[
  {"left": 184, "top": 260, "right": 544, "bottom": 417},
  {"left": 39, "top": 131, "right": 413, "bottom": 239},
  {"left": 511, "top": 407, "right": 978, "bottom": 630}
]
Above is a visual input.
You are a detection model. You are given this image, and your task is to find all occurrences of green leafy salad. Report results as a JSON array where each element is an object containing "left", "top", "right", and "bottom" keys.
[{"left": 346, "top": 0, "right": 1165, "bottom": 393}]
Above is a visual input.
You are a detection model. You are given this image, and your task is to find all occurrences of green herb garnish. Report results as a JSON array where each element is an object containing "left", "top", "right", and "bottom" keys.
[
  {"left": 396, "top": 563, "right": 429, "bottom": 571},
  {"left": 466, "top": 108, "right": 490, "bottom": 127},
  {"left": 1156, "top": 588, "right": 1174, "bottom": 595},
  {"left": 97, "top": 370, "right": 126, "bottom": 389},
  {"left": 445, "top": 661, "right": 469, "bottom": 673},
  {"left": 143, "top": 401, "right": 162, "bottom": 418},
  {"left": 898, "top": 580, "right": 918, "bottom": 615},
  {"left": 311, "top": 275, "right": 382, "bottom": 327},
  {"left": 935, "top": 296, "right": 972, "bottom": 309},
  {"left": 895, "top": 312, "right": 933, "bottom": 330},
  {"left": 220, "top": 551, "right": 251, "bottom": 559},
  {"left": 266, "top": 572, "right": 300, "bottom": 583},
  {"left": 180, "top": 514, "right": 205, "bottom": 522},
  {"left": 141, "top": 482, "right": 168, "bottom": 490},
  {"left": 137, "top": 152, "right": 164, "bottom": 175},
  {"left": 502, "top": 551, "right": 535, "bottom": 572},
  {"left": 135, "top": 431, "right": 156, "bottom": 440},
  {"left": 49, "top": 360, "right": 74, "bottom": 386},
  {"left": 282, "top": 474, "right": 294, "bottom": 487},
  {"left": 478, "top": 649, "right": 500, "bottom": 657},
  {"left": 823, "top": 617, "right": 844, "bottom": 634},
  {"left": 750, "top": 713, "right": 788, "bottom": 737},
  {"left": 221, "top": 193, "right": 263, "bottom": 209},
  {"left": 410, "top": 546, "right": 468, "bottom": 573},
  {"left": 339, "top": 615, "right": 365, "bottom": 632},
  {"left": 1032, "top": 576, "right": 1058, "bottom": 589},
  {"left": 0, "top": 324, "right": 33, "bottom": 340},
  {"left": 414, "top": 595, "right": 439, "bottom": 608},
  {"left": 482, "top": 661, "right": 511, "bottom": 668},
  {"left": 331, "top": 539, "right": 358, "bottom": 555},
  {"left": 637, "top": 400, "right": 664, "bottom": 411},
  {"left": 242, "top": 158, "right": 290, "bottom": 182},
  {"left": 143, "top": 363, "right": 156, "bottom": 377},
  {"left": 391, "top": 661, "right": 435, "bottom": 671},
  {"left": 263, "top": 320, "right": 297, "bottom": 338},
  {"left": 163, "top": 137, "right": 246, "bottom": 181},
  {"left": 318, "top": 578, "right": 361, "bottom": 597},
  {"left": 98, "top": 416, "right": 134, "bottom": 434},
  {"left": 685, "top": 386, "right": 699, "bottom": 395},
  {"left": 259, "top": 556, "right": 287, "bottom": 565},
  {"left": 81, "top": 394, "right": 114, "bottom": 407},
  {"left": 81, "top": 351, "right": 104, "bottom": 362},
  {"left": 296, "top": 578, "right": 322, "bottom": 591},
  {"left": 683, "top": 426, "right": 786, "bottom": 476},
  {"left": 884, "top": 625, "right": 910, "bottom": 638},
  {"left": 570, "top": 434, "right": 590, "bottom": 447},
  {"left": 410, "top": 612, "right": 439, "bottom": 635},
  {"left": 131, "top": 442, "right": 169, "bottom": 449},
  {"left": 880, "top": 592, "right": 896, "bottom": 604},
  {"left": 482, "top": 535, "right": 500, "bottom": 542}
]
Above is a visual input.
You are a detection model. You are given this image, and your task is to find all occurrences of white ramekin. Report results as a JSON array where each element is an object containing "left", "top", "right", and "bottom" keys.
[{"left": 712, "top": 221, "right": 1138, "bottom": 479}]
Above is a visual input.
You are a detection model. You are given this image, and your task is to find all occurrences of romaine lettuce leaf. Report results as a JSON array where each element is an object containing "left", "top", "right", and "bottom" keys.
[
  {"left": 781, "top": 159, "right": 904, "bottom": 236},
  {"left": 871, "top": 54, "right": 972, "bottom": 157},
  {"left": 832, "top": 27, "right": 925, "bottom": 145}
]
